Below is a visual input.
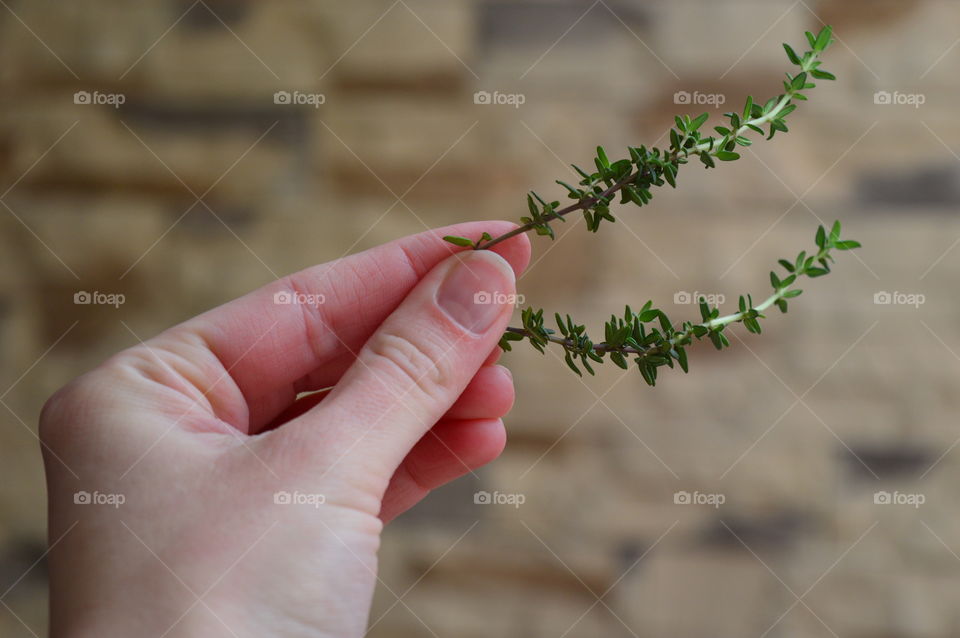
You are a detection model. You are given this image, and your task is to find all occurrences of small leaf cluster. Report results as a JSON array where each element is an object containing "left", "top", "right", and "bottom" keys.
[{"left": 499, "top": 221, "right": 860, "bottom": 386}]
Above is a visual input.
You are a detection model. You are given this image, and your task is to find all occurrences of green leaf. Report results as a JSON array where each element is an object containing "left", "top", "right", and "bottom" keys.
[
  {"left": 624, "top": 185, "right": 644, "bottom": 207},
  {"left": 596, "top": 146, "right": 610, "bottom": 168},
  {"left": 670, "top": 128, "right": 682, "bottom": 150},
  {"left": 829, "top": 220, "right": 841, "bottom": 242},
  {"left": 709, "top": 331, "right": 724, "bottom": 350},
  {"left": 611, "top": 159, "right": 633, "bottom": 177},
  {"left": 811, "top": 69, "right": 836, "bottom": 80},
  {"left": 699, "top": 297, "right": 710, "bottom": 321},
  {"left": 582, "top": 357, "right": 595, "bottom": 376},
  {"left": 611, "top": 351, "right": 628, "bottom": 369},
  {"left": 690, "top": 112, "right": 710, "bottom": 132},
  {"left": 715, "top": 150, "right": 740, "bottom": 161},
  {"left": 443, "top": 235, "right": 474, "bottom": 247},
  {"left": 663, "top": 165, "right": 677, "bottom": 188},
  {"left": 767, "top": 119, "right": 789, "bottom": 140},
  {"left": 815, "top": 25, "right": 833, "bottom": 51},
  {"left": 783, "top": 43, "right": 801, "bottom": 65},
  {"left": 556, "top": 180, "right": 581, "bottom": 198},
  {"left": 527, "top": 194, "right": 538, "bottom": 218},
  {"left": 564, "top": 351, "right": 582, "bottom": 376},
  {"left": 639, "top": 364, "right": 656, "bottom": 387},
  {"left": 835, "top": 240, "right": 861, "bottom": 250},
  {"left": 676, "top": 346, "right": 689, "bottom": 373}
]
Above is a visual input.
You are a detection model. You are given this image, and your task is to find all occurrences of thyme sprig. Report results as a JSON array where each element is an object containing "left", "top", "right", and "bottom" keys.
[
  {"left": 499, "top": 221, "right": 859, "bottom": 384},
  {"left": 443, "top": 26, "right": 861, "bottom": 385}
]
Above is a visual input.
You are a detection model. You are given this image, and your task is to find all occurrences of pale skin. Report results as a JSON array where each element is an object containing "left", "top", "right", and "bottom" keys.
[{"left": 40, "top": 221, "right": 531, "bottom": 637}]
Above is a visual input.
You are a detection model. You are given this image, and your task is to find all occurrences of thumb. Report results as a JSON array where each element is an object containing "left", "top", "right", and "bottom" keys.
[{"left": 308, "top": 250, "right": 518, "bottom": 467}]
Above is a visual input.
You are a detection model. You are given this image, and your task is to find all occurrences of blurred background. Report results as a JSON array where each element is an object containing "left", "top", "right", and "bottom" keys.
[{"left": 2, "top": 0, "right": 959, "bottom": 636}]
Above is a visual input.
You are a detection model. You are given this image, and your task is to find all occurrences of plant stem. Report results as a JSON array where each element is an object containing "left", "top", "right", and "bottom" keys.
[
  {"left": 476, "top": 60, "right": 815, "bottom": 253},
  {"left": 477, "top": 172, "right": 637, "bottom": 250},
  {"left": 506, "top": 245, "right": 828, "bottom": 359}
]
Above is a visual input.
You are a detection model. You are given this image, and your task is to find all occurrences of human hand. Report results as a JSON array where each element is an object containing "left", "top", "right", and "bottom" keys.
[{"left": 40, "top": 221, "right": 531, "bottom": 637}]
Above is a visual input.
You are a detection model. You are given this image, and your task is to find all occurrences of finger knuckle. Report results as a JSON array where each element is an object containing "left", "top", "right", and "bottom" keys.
[{"left": 366, "top": 331, "right": 450, "bottom": 409}]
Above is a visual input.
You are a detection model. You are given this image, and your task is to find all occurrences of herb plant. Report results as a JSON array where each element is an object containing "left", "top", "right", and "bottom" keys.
[{"left": 445, "top": 26, "right": 860, "bottom": 386}]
